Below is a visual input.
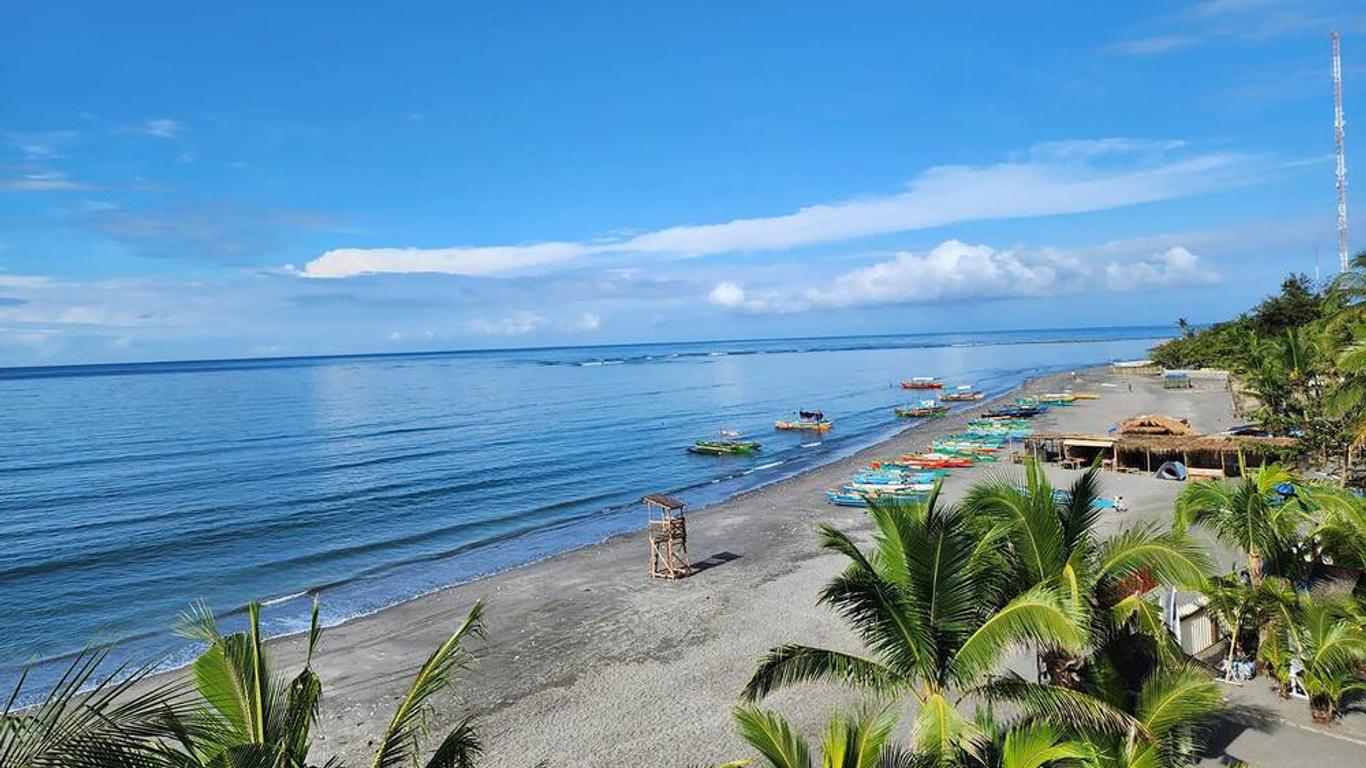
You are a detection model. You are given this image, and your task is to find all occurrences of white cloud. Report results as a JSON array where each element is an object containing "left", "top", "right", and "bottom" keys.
[
  {"left": 140, "top": 118, "right": 183, "bottom": 139},
  {"left": 467, "top": 311, "right": 546, "bottom": 335},
  {"left": 300, "top": 140, "right": 1251, "bottom": 278},
  {"left": 305, "top": 242, "right": 590, "bottom": 278},
  {"left": 567, "top": 311, "right": 601, "bottom": 332},
  {"left": 707, "top": 239, "right": 1220, "bottom": 314},
  {"left": 707, "top": 281, "right": 747, "bottom": 308}
]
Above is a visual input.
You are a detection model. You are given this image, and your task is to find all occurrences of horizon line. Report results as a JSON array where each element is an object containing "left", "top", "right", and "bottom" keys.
[{"left": 0, "top": 322, "right": 1179, "bottom": 375}]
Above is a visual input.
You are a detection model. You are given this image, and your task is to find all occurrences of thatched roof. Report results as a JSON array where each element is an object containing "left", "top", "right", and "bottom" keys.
[
  {"left": 1112, "top": 434, "right": 1297, "bottom": 453},
  {"left": 1118, "top": 414, "right": 1195, "bottom": 436},
  {"left": 1027, "top": 432, "right": 1297, "bottom": 455}
]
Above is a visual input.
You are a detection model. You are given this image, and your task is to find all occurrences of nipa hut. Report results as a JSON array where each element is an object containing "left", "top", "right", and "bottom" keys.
[{"left": 1022, "top": 412, "right": 1295, "bottom": 478}]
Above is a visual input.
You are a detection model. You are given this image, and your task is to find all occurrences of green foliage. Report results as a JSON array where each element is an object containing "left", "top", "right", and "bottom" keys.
[
  {"left": 1150, "top": 274, "right": 1326, "bottom": 371},
  {"left": 7, "top": 598, "right": 489, "bottom": 768},
  {"left": 743, "top": 474, "right": 1223, "bottom": 767},
  {"left": 1, "top": 651, "right": 194, "bottom": 768}
]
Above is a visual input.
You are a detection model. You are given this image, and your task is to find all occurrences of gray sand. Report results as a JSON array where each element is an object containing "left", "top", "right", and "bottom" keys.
[{"left": 266, "top": 366, "right": 1238, "bottom": 767}]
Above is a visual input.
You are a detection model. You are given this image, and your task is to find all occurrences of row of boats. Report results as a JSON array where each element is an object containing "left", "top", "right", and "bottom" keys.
[
  {"left": 825, "top": 406, "right": 1049, "bottom": 506},
  {"left": 686, "top": 376, "right": 1095, "bottom": 459}
]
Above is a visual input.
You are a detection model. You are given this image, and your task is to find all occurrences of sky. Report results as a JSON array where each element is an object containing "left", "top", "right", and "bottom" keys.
[{"left": 2, "top": 0, "right": 1366, "bottom": 366}]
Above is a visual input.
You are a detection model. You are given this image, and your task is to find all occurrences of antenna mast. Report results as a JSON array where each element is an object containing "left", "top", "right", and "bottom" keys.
[{"left": 1333, "top": 30, "right": 1349, "bottom": 272}]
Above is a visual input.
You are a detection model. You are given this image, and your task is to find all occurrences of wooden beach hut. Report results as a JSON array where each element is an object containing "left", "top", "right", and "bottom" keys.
[
  {"left": 643, "top": 493, "right": 692, "bottom": 579},
  {"left": 1023, "top": 415, "right": 1295, "bottom": 478}
]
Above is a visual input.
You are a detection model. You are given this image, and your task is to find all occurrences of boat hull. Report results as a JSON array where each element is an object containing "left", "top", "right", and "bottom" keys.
[{"left": 775, "top": 420, "right": 832, "bottom": 431}]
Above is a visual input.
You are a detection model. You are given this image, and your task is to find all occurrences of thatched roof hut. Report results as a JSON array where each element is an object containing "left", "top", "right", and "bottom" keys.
[{"left": 1117, "top": 414, "right": 1195, "bottom": 436}]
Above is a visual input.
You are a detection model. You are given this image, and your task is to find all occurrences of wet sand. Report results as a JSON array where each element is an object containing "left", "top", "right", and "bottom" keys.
[{"left": 248, "top": 367, "right": 1242, "bottom": 766}]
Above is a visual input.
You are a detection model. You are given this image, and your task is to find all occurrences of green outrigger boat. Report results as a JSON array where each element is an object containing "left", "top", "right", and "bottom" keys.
[{"left": 688, "top": 439, "right": 762, "bottom": 456}]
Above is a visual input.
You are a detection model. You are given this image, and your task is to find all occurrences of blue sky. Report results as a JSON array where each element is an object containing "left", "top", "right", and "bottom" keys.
[{"left": 2, "top": 0, "right": 1365, "bottom": 365}]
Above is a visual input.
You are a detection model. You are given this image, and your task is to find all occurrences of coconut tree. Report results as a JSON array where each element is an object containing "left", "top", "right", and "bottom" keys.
[
  {"left": 1199, "top": 574, "right": 1261, "bottom": 683},
  {"left": 1173, "top": 465, "right": 1306, "bottom": 584},
  {"left": 1273, "top": 597, "right": 1366, "bottom": 721},
  {"left": 1087, "top": 664, "right": 1223, "bottom": 768},
  {"left": 741, "top": 485, "right": 1139, "bottom": 762},
  {"left": 964, "top": 463, "right": 1210, "bottom": 687},
  {"left": 725, "top": 704, "right": 1095, "bottom": 768},
  {"left": 161, "top": 599, "right": 486, "bottom": 768},
  {"left": 726, "top": 704, "right": 907, "bottom": 768},
  {"left": 1, "top": 651, "right": 192, "bottom": 768}
]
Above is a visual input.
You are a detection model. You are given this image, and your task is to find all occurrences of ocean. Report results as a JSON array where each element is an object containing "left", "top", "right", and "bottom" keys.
[{"left": 0, "top": 327, "right": 1166, "bottom": 692}]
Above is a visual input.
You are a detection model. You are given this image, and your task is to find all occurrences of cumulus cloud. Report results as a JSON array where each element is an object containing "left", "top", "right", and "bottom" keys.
[
  {"left": 467, "top": 311, "right": 546, "bottom": 335},
  {"left": 707, "top": 239, "right": 1219, "bottom": 314},
  {"left": 707, "top": 281, "right": 747, "bottom": 308},
  {"left": 300, "top": 140, "right": 1251, "bottom": 278}
]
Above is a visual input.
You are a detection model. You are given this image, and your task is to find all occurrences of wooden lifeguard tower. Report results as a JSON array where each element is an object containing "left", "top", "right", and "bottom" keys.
[{"left": 643, "top": 493, "right": 691, "bottom": 579}]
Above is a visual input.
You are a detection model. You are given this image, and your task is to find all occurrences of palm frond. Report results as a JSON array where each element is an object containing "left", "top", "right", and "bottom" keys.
[
  {"left": 740, "top": 645, "right": 903, "bottom": 702},
  {"left": 973, "top": 673, "right": 1147, "bottom": 739},
  {"left": 949, "top": 586, "right": 1084, "bottom": 687},
  {"left": 0, "top": 650, "right": 192, "bottom": 768},
  {"left": 370, "top": 600, "right": 486, "bottom": 768},
  {"left": 732, "top": 705, "right": 812, "bottom": 768},
  {"left": 909, "top": 692, "right": 982, "bottom": 765},
  {"left": 422, "top": 717, "right": 481, "bottom": 768}
]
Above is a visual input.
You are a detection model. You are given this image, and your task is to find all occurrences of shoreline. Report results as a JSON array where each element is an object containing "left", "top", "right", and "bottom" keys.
[
  {"left": 29, "top": 364, "right": 1048, "bottom": 681},
  {"left": 267, "top": 365, "right": 1168, "bottom": 762},
  {"left": 121, "top": 361, "right": 1235, "bottom": 766}
]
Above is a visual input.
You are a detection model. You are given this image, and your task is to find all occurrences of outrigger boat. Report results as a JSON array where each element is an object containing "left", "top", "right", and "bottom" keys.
[
  {"left": 941, "top": 386, "right": 984, "bottom": 402},
  {"left": 900, "top": 377, "right": 943, "bottom": 390},
  {"left": 899, "top": 453, "right": 974, "bottom": 469},
  {"left": 985, "top": 404, "right": 1047, "bottom": 419},
  {"left": 688, "top": 439, "right": 762, "bottom": 455},
  {"left": 826, "top": 484, "right": 931, "bottom": 507},
  {"left": 895, "top": 401, "right": 950, "bottom": 418},
  {"left": 1030, "top": 393, "right": 1077, "bottom": 405},
  {"left": 775, "top": 409, "right": 832, "bottom": 431}
]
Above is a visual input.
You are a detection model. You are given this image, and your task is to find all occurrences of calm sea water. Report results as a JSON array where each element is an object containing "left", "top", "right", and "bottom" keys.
[{"left": 0, "top": 327, "right": 1166, "bottom": 691}]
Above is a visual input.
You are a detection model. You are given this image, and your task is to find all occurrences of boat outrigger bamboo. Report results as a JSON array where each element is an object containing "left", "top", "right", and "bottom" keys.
[{"left": 688, "top": 439, "right": 761, "bottom": 455}]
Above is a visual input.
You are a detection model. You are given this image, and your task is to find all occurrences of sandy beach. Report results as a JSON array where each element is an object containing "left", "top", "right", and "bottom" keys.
[{"left": 228, "top": 365, "right": 1237, "bottom": 767}]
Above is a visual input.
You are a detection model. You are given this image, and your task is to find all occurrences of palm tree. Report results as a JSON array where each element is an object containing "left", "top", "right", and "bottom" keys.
[
  {"left": 1273, "top": 597, "right": 1366, "bottom": 721},
  {"left": 727, "top": 704, "right": 906, "bottom": 768},
  {"left": 1199, "top": 574, "right": 1260, "bottom": 683},
  {"left": 964, "top": 463, "right": 1210, "bottom": 687},
  {"left": 726, "top": 704, "right": 1094, "bottom": 768},
  {"left": 1087, "top": 663, "right": 1223, "bottom": 768},
  {"left": 1, "top": 651, "right": 193, "bottom": 768},
  {"left": 162, "top": 598, "right": 486, "bottom": 768},
  {"left": 741, "top": 486, "right": 1137, "bottom": 763},
  {"left": 1173, "top": 465, "right": 1306, "bottom": 584}
]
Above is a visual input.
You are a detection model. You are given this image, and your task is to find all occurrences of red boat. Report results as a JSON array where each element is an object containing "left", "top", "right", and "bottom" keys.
[
  {"left": 900, "top": 378, "right": 943, "bottom": 389},
  {"left": 899, "top": 454, "right": 973, "bottom": 468}
]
